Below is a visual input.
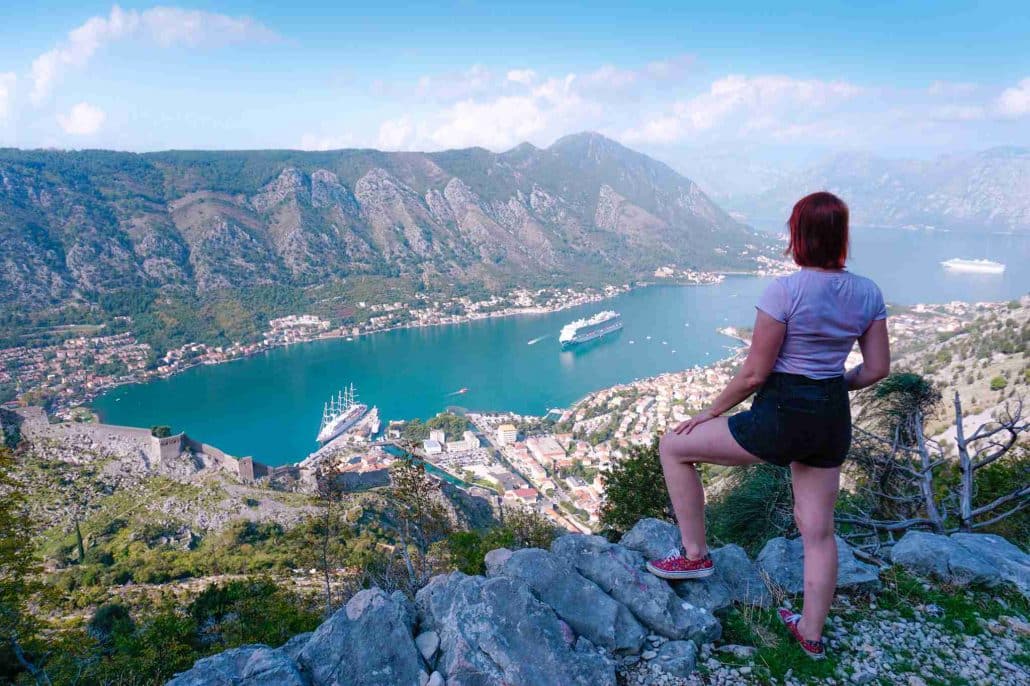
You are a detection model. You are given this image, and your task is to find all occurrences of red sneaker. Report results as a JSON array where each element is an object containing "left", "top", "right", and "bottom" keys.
[
  {"left": 777, "top": 608, "right": 826, "bottom": 660},
  {"left": 645, "top": 547, "right": 715, "bottom": 580}
]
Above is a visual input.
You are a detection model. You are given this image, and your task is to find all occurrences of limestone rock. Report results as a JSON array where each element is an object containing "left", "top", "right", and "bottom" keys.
[
  {"left": 619, "top": 519, "right": 770, "bottom": 609},
  {"left": 166, "top": 645, "right": 304, "bottom": 686},
  {"left": 298, "top": 588, "right": 421, "bottom": 686},
  {"left": 415, "top": 630, "right": 440, "bottom": 663},
  {"left": 485, "top": 546, "right": 647, "bottom": 653},
  {"left": 950, "top": 533, "right": 1030, "bottom": 598},
  {"left": 551, "top": 534, "right": 721, "bottom": 643},
  {"left": 278, "top": 632, "right": 312, "bottom": 662},
  {"left": 654, "top": 640, "right": 698, "bottom": 678},
  {"left": 756, "top": 535, "right": 881, "bottom": 594},
  {"left": 891, "top": 531, "right": 1030, "bottom": 597},
  {"left": 891, "top": 531, "right": 998, "bottom": 587},
  {"left": 416, "top": 571, "right": 616, "bottom": 686}
]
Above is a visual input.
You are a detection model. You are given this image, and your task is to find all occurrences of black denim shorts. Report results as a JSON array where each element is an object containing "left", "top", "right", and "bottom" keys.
[{"left": 728, "top": 372, "right": 852, "bottom": 468}]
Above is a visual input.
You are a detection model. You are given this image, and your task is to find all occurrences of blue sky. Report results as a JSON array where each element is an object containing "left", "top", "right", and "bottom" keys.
[{"left": 0, "top": 1, "right": 1028, "bottom": 165}]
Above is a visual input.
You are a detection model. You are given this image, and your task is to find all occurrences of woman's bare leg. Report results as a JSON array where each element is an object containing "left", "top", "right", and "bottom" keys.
[
  {"left": 659, "top": 417, "right": 763, "bottom": 559},
  {"left": 790, "top": 462, "right": 841, "bottom": 642}
]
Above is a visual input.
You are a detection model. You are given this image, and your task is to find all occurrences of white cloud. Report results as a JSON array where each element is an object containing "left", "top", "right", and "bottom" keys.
[
  {"left": 30, "top": 4, "right": 277, "bottom": 104},
  {"left": 57, "top": 102, "right": 106, "bottom": 135},
  {"left": 378, "top": 117, "right": 416, "bottom": 150},
  {"left": 415, "top": 64, "right": 494, "bottom": 101},
  {"left": 428, "top": 97, "right": 548, "bottom": 150},
  {"left": 995, "top": 77, "right": 1030, "bottom": 119},
  {"left": 506, "top": 69, "right": 536, "bottom": 85},
  {"left": 0, "top": 73, "right": 15, "bottom": 121},
  {"left": 298, "top": 132, "right": 357, "bottom": 151},
  {"left": 623, "top": 75, "right": 864, "bottom": 144}
]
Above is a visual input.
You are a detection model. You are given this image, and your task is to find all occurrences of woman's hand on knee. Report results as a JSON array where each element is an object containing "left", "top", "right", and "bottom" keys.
[{"left": 674, "top": 408, "right": 717, "bottom": 435}]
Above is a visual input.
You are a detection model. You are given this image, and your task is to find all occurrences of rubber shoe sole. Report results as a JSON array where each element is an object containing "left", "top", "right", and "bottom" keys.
[{"left": 645, "top": 561, "right": 716, "bottom": 580}]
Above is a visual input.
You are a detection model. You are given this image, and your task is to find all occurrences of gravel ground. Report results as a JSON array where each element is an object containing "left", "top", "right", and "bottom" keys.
[{"left": 617, "top": 607, "right": 1030, "bottom": 685}]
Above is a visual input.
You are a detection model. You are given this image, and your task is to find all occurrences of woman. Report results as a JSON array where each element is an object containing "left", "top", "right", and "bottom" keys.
[{"left": 645, "top": 191, "right": 890, "bottom": 660}]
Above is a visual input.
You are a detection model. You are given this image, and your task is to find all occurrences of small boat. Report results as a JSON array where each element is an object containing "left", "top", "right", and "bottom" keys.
[{"left": 457, "top": 387, "right": 469, "bottom": 394}]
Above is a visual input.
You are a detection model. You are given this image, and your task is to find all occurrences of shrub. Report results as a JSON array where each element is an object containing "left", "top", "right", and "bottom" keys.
[
  {"left": 707, "top": 464, "right": 795, "bottom": 555},
  {"left": 598, "top": 436, "right": 673, "bottom": 537},
  {"left": 989, "top": 376, "right": 1007, "bottom": 391}
]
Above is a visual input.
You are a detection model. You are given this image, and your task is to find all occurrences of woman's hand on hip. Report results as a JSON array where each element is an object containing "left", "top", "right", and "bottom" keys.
[{"left": 674, "top": 408, "right": 717, "bottom": 435}]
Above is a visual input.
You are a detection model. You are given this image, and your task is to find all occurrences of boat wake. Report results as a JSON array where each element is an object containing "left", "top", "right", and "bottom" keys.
[{"left": 527, "top": 334, "right": 550, "bottom": 345}]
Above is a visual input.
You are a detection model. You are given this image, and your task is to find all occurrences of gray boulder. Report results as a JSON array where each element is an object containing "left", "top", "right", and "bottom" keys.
[
  {"left": 279, "top": 632, "right": 313, "bottom": 663},
  {"left": 416, "top": 571, "right": 616, "bottom": 686},
  {"left": 950, "top": 533, "right": 1030, "bottom": 597},
  {"left": 619, "top": 519, "right": 771, "bottom": 609},
  {"left": 890, "top": 531, "right": 998, "bottom": 587},
  {"left": 709, "top": 544, "right": 773, "bottom": 608},
  {"left": 484, "top": 546, "right": 647, "bottom": 653},
  {"left": 892, "top": 532, "right": 1030, "bottom": 597},
  {"left": 619, "top": 518, "right": 680, "bottom": 560},
  {"left": 756, "top": 535, "right": 881, "bottom": 594},
  {"left": 551, "top": 534, "right": 721, "bottom": 643},
  {"left": 166, "top": 645, "right": 304, "bottom": 686},
  {"left": 298, "top": 588, "right": 422, "bottom": 686},
  {"left": 654, "top": 640, "right": 697, "bottom": 678}
]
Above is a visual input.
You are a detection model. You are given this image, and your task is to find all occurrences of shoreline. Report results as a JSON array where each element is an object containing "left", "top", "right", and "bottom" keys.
[{"left": 69, "top": 275, "right": 770, "bottom": 416}]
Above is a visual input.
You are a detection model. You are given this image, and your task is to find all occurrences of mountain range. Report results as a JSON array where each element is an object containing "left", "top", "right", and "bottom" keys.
[
  {"left": 0, "top": 133, "right": 770, "bottom": 315},
  {"left": 700, "top": 147, "right": 1030, "bottom": 232}
]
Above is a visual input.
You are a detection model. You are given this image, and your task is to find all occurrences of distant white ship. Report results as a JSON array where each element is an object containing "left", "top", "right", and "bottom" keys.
[
  {"left": 941, "top": 258, "right": 1005, "bottom": 274},
  {"left": 559, "top": 311, "right": 623, "bottom": 347},
  {"left": 317, "top": 384, "right": 369, "bottom": 443}
]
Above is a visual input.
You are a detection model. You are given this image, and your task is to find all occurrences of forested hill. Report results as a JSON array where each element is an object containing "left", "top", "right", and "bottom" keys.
[{"left": 0, "top": 132, "right": 770, "bottom": 319}]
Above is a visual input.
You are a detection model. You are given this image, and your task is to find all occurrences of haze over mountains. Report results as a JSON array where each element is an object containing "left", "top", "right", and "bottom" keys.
[
  {"left": 0, "top": 132, "right": 769, "bottom": 313},
  {"left": 689, "top": 147, "right": 1030, "bottom": 232}
]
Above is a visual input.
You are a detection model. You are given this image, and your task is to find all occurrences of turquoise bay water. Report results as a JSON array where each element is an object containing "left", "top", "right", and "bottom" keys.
[{"left": 94, "top": 229, "right": 1030, "bottom": 465}]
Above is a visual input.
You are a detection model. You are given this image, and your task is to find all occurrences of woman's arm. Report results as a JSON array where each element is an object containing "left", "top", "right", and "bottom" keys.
[
  {"left": 674, "top": 310, "right": 786, "bottom": 434},
  {"left": 845, "top": 318, "right": 890, "bottom": 391}
]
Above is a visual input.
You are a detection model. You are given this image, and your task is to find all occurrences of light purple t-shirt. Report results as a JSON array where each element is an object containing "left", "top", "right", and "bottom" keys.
[{"left": 756, "top": 268, "right": 887, "bottom": 379}]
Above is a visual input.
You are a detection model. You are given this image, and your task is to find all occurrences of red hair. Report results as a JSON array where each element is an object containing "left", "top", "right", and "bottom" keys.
[{"left": 786, "top": 192, "right": 849, "bottom": 269}]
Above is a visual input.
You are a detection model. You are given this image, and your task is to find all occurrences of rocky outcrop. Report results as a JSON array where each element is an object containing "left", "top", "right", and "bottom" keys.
[
  {"left": 891, "top": 531, "right": 1030, "bottom": 597},
  {"left": 298, "top": 589, "right": 422, "bottom": 686},
  {"left": 551, "top": 533, "right": 722, "bottom": 643},
  {"left": 165, "top": 524, "right": 891, "bottom": 686},
  {"left": 416, "top": 571, "right": 616, "bottom": 686},
  {"left": 166, "top": 645, "right": 305, "bottom": 686},
  {"left": 756, "top": 535, "right": 882, "bottom": 594},
  {"left": 484, "top": 546, "right": 648, "bottom": 653},
  {"left": 620, "top": 518, "right": 771, "bottom": 610}
]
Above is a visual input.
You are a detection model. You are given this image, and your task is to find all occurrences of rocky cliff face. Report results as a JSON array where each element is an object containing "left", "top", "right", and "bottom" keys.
[{"left": 0, "top": 133, "right": 770, "bottom": 312}]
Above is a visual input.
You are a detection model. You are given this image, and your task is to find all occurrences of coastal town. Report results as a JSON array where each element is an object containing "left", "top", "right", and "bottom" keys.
[
  {"left": 306, "top": 296, "right": 1026, "bottom": 533},
  {"left": 0, "top": 283, "right": 631, "bottom": 416},
  {"left": 6, "top": 277, "right": 1023, "bottom": 537}
]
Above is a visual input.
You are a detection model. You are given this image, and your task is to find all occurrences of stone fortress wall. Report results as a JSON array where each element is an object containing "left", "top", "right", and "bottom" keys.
[{"left": 14, "top": 407, "right": 271, "bottom": 482}]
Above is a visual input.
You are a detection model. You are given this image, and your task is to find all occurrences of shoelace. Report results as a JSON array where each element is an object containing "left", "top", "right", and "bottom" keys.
[
  {"left": 658, "top": 547, "right": 683, "bottom": 562},
  {"left": 784, "top": 613, "right": 823, "bottom": 649}
]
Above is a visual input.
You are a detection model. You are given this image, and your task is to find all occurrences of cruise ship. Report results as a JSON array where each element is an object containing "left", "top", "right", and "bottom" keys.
[
  {"left": 316, "top": 384, "right": 369, "bottom": 444},
  {"left": 559, "top": 311, "right": 623, "bottom": 348},
  {"left": 941, "top": 258, "right": 1005, "bottom": 274}
]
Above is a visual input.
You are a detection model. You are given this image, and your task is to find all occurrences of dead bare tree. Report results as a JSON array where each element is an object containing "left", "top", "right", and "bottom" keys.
[
  {"left": 952, "top": 393, "right": 1029, "bottom": 531},
  {"left": 838, "top": 374, "right": 1028, "bottom": 548}
]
